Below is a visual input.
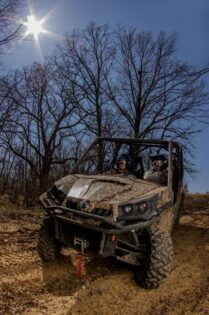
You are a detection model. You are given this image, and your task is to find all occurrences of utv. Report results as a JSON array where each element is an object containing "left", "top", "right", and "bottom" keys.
[{"left": 38, "top": 138, "right": 183, "bottom": 288}]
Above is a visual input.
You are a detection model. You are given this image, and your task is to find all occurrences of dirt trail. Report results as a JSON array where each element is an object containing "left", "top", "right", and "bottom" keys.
[{"left": 0, "top": 209, "right": 208, "bottom": 315}]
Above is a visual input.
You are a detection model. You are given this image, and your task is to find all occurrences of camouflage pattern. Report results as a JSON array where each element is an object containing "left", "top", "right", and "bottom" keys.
[{"left": 40, "top": 173, "right": 180, "bottom": 231}]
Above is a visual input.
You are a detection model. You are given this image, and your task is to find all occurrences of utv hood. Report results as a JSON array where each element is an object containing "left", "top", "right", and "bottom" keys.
[{"left": 53, "top": 174, "right": 162, "bottom": 205}]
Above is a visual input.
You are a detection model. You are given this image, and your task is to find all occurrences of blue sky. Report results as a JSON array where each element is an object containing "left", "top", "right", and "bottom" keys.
[{"left": 4, "top": 0, "right": 209, "bottom": 192}]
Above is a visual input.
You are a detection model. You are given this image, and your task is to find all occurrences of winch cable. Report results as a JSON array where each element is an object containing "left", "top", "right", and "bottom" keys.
[
  {"left": 76, "top": 253, "right": 94, "bottom": 276},
  {"left": 77, "top": 254, "right": 82, "bottom": 276}
]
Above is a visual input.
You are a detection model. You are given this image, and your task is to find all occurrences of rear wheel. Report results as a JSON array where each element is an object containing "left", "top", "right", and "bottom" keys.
[
  {"left": 134, "top": 226, "right": 173, "bottom": 289},
  {"left": 37, "top": 217, "right": 61, "bottom": 262}
]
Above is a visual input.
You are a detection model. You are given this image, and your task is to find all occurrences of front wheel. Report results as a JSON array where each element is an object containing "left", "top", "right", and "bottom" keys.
[
  {"left": 134, "top": 226, "right": 173, "bottom": 289},
  {"left": 37, "top": 217, "right": 61, "bottom": 262}
]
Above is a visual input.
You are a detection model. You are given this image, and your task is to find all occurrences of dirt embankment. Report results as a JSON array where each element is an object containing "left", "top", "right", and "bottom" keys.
[{"left": 0, "top": 195, "right": 209, "bottom": 315}]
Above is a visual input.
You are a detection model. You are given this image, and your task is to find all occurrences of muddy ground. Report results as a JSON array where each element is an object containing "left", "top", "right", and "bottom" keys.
[{"left": 0, "top": 200, "right": 209, "bottom": 315}]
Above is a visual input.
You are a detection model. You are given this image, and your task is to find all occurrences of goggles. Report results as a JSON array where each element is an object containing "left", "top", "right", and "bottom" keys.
[{"left": 119, "top": 161, "right": 127, "bottom": 165}]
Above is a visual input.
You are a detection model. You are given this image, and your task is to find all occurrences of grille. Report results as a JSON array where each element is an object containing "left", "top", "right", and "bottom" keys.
[
  {"left": 90, "top": 208, "right": 111, "bottom": 217},
  {"left": 66, "top": 200, "right": 79, "bottom": 210},
  {"left": 66, "top": 200, "right": 111, "bottom": 218}
]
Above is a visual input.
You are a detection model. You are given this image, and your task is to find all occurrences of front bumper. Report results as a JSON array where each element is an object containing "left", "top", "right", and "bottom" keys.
[
  {"left": 39, "top": 194, "right": 172, "bottom": 262},
  {"left": 40, "top": 194, "right": 160, "bottom": 235}
]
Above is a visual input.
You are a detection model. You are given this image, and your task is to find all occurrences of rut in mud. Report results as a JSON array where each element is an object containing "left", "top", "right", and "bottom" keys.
[{"left": 0, "top": 196, "right": 209, "bottom": 315}]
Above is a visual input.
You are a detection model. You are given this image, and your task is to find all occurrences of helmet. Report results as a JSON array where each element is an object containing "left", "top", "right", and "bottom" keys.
[
  {"left": 151, "top": 155, "right": 168, "bottom": 171},
  {"left": 150, "top": 154, "right": 167, "bottom": 162}
]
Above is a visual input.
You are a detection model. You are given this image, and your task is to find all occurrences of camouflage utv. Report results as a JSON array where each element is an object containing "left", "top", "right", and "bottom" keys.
[{"left": 38, "top": 138, "right": 183, "bottom": 288}]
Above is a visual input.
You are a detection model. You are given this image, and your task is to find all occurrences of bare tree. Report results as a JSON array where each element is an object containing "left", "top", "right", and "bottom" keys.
[
  {"left": 2, "top": 62, "right": 84, "bottom": 194},
  {"left": 0, "top": 0, "right": 25, "bottom": 48},
  {"left": 0, "top": 0, "right": 26, "bottom": 130},
  {"left": 55, "top": 22, "right": 118, "bottom": 171},
  {"left": 0, "top": 0, "right": 27, "bottom": 145},
  {"left": 107, "top": 28, "right": 209, "bottom": 172},
  {"left": 0, "top": 145, "right": 15, "bottom": 194}
]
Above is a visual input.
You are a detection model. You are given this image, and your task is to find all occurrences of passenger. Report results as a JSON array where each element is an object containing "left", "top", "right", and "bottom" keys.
[{"left": 143, "top": 155, "right": 168, "bottom": 185}]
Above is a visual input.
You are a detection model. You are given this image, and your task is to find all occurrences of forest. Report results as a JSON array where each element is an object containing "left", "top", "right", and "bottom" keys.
[{"left": 0, "top": 1, "right": 209, "bottom": 205}]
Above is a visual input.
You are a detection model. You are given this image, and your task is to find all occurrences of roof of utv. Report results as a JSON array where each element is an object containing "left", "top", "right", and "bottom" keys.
[{"left": 94, "top": 137, "right": 181, "bottom": 149}]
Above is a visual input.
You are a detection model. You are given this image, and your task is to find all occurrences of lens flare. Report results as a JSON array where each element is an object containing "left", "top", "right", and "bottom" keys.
[
  {"left": 25, "top": 15, "right": 44, "bottom": 40},
  {"left": 16, "top": 4, "right": 63, "bottom": 61}
]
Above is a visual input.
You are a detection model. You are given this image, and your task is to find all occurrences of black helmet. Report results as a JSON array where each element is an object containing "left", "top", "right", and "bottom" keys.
[{"left": 151, "top": 154, "right": 167, "bottom": 162}]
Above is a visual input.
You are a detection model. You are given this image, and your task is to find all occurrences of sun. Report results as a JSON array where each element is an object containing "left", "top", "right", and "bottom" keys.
[
  {"left": 20, "top": 7, "right": 62, "bottom": 61},
  {"left": 25, "top": 15, "right": 45, "bottom": 40}
]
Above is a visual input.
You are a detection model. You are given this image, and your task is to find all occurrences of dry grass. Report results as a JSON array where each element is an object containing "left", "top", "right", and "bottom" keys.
[
  {"left": 0, "top": 195, "right": 44, "bottom": 218},
  {"left": 182, "top": 192, "right": 209, "bottom": 212}
]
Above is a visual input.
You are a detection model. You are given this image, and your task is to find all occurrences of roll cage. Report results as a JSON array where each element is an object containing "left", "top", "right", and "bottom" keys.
[{"left": 70, "top": 137, "right": 183, "bottom": 200}]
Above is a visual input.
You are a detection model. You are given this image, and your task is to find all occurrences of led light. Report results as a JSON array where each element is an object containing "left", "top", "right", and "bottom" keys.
[
  {"left": 138, "top": 202, "right": 148, "bottom": 211},
  {"left": 123, "top": 205, "right": 132, "bottom": 214}
]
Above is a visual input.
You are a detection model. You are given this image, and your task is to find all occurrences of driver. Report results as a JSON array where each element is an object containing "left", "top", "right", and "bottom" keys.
[
  {"left": 116, "top": 155, "right": 130, "bottom": 176},
  {"left": 143, "top": 155, "right": 168, "bottom": 185}
]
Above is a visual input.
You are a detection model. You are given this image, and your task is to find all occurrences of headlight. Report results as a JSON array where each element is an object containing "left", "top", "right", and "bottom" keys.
[
  {"left": 136, "top": 202, "right": 148, "bottom": 212},
  {"left": 119, "top": 196, "right": 158, "bottom": 219},
  {"left": 48, "top": 186, "right": 66, "bottom": 204},
  {"left": 123, "top": 205, "right": 133, "bottom": 214}
]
